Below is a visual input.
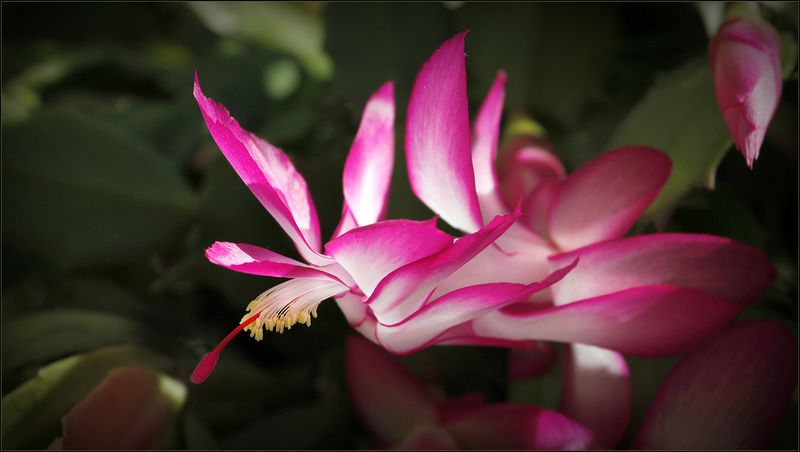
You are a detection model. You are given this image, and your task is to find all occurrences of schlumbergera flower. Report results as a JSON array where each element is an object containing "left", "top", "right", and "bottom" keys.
[
  {"left": 190, "top": 74, "right": 576, "bottom": 383},
  {"left": 404, "top": 31, "right": 778, "bottom": 447},
  {"left": 345, "top": 334, "right": 594, "bottom": 450},
  {"left": 709, "top": 13, "right": 782, "bottom": 168}
]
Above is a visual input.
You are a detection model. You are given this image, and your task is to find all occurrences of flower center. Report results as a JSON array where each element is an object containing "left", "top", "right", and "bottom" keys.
[
  {"left": 191, "top": 278, "right": 348, "bottom": 384},
  {"left": 243, "top": 278, "right": 348, "bottom": 339}
]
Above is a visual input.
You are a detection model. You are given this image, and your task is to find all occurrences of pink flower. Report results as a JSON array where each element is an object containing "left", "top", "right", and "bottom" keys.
[
  {"left": 190, "top": 75, "right": 574, "bottom": 383},
  {"left": 405, "top": 31, "right": 779, "bottom": 446},
  {"left": 709, "top": 14, "right": 783, "bottom": 168},
  {"left": 345, "top": 334, "right": 595, "bottom": 450},
  {"left": 404, "top": 31, "right": 776, "bottom": 356}
]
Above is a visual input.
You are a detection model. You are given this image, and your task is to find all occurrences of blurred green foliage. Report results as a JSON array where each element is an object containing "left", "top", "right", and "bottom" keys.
[{"left": 2, "top": 2, "right": 796, "bottom": 449}]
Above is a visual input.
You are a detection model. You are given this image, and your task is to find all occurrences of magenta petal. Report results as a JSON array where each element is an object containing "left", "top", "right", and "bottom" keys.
[
  {"left": 709, "top": 16, "right": 782, "bottom": 168},
  {"left": 472, "top": 71, "right": 508, "bottom": 219},
  {"left": 205, "top": 241, "right": 338, "bottom": 280},
  {"left": 406, "top": 31, "right": 483, "bottom": 233},
  {"left": 334, "top": 82, "right": 395, "bottom": 237},
  {"left": 326, "top": 218, "right": 453, "bottom": 296},
  {"left": 345, "top": 335, "right": 438, "bottom": 445},
  {"left": 194, "top": 75, "right": 326, "bottom": 265},
  {"left": 560, "top": 344, "right": 630, "bottom": 449},
  {"left": 632, "top": 319, "right": 798, "bottom": 449},
  {"left": 367, "top": 212, "right": 519, "bottom": 326},
  {"left": 548, "top": 146, "right": 671, "bottom": 250},
  {"left": 375, "top": 258, "right": 578, "bottom": 354},
  {"left": 397, "top": 425, "right": 459, "bottom": 450},
  {"left": 507, "top": 343, "right": 559, "bottom": 380},
  {"left": 548, "top": 233, "right": 776, "bottom": 307},
  {"left": 472, "top": 285, "right": 741, "bottom": 357},
  {"left": 445, "top": 404, "right": 594, "bottom": 450}
]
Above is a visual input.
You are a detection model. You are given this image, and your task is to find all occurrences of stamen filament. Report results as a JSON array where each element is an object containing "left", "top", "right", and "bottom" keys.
[
  {"left": 190, "top": 314, "right": 259, "bottom": 384},
  {"left": 190, "top": 278, "right": 348, "bottom": 384}
]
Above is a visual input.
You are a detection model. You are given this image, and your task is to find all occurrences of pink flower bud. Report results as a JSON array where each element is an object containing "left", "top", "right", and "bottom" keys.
[{"left": 709, "top": 15, "right": 782, "bottom": 168}]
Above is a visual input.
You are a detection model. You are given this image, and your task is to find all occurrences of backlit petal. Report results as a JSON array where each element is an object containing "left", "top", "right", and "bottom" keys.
[
  {"left": 406, "top": 31, "right": 483, "bottom": 233},
  {"left": 560, "top": 344, "right": 630, "bottom": 449},
  {"left": 472, "top": 285, "right": 740, "bottom": 357},
  {"left": 375, "top": 258, "right": 577, "bottom": 354},
  {"left": 335, "top": 82, "right": 395, "bottom": 236},
  {"left": 472, "top": 71, "right": 508, "bottom": 220},
  {"left": 325, "top": 218, "right": 453, "bottom": 296},
  {"left": 548, "top": 233, "right": 776, "bottom": 306},
  {"left": 367, "top": 212, "right": 518, "bottom": 326},
  {"left": 548, "top": 146, "right": 671, "bottom": 251},
  {"left": 194, "top": 75, "right": 326, "bottom": 265},
  {"left": 205, "top": 241, "right": 340, "bottom": 281}
]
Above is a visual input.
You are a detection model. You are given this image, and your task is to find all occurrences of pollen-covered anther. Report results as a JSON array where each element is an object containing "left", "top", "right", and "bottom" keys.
[{"left": 241, "top": 278, "right": 345, "bottom": 341}]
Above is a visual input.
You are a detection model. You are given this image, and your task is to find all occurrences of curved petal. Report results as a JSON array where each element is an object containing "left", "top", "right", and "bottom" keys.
[
  {"left": 194, "top": 75, "right": 326, "bottom": 266},
  {"left": 472, "top": 285, "right": 741, "bottom": 357},
  {"left": 334, "top": 82, "right": 395, "bottom": 237},
  {"left": 632, "top": 319, "right": 798, "bottom": 449},
  {"left": 548, "top": 233, "right": 777, "bottom": 307},
  {"left": 548, "top": 146, "right": 671, "bottom": 251},
  {"left": 507, "top": 342, "right": 559, "bottom": 380},
  {"left": 709, "top": 16, "right": 782, "bottom": 167},
  {"left": 406, "top": 31, "right": 483, "bottom": 233},
  {"left": 472, "top": 71, "right": 508, "bottom": 220},
  {"left": 560, "top": 344, "right": 630, "bottom": 449},
  {"left": 205, "top": 241, "right": 342, "bottom": 281},
  {"left": 444, "top": 404, "right": 594, "bottom": 450},
  {"left": 325, "top": 218, "right": 454, "bottom": 296},
  {"left": 498, "top": 136, "right": 565, "bottom": 226},
  {"left": 334, "top": 291, "right": 369, "bottom": 327},
  {"left": 397, "top": 424, "right": 459, "bottom": 450},
  {"left": 367, "top": 212, "right": 519, "bottom": 326},
  {"left": 345, "top": 335, "right": 438, "bottom": 445},
  {"left": 375, "top": 258, "right": 577, "bottom": 354},
  {"left": 424, "top": 322, "right": 538, "bottom": 350},
  {"left": 434, "top": 236, "right": 556, "bottom": 296},
  {"left": 522, "top": 409, "right": 596, "bottom": 450}
]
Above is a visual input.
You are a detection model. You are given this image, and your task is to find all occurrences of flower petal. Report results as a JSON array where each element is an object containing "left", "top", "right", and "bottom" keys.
[
  {"left": 548, "top": 146, "right": 671, "bottom": 250},
  {"left": 375, "top": 257, "right": 577, "bottom": 354},
  {"left": 444, "top": 404, "right": 594, "bottom": 450},
  {"left": 397, "top": 424, "right": 459, "bottom": 450},
  {"left": 334, "top": 82, "right": 395, "bottom": 237},
  {"left": 367, "top": 212, "right": 519, "bottom": 326},
  {"left": 497, "top": 136, "right": 565, "bottom": 227},
  {"left": 194, "top": 75, "right": 326, "bottom": 265},
  {"left": 345, "top": 335, "right": 438, "bottom": 445},
  {"left": 472, "top": 71, "right": 508, "bottom": 221},
  {"left": 206, "top": 241, "right": 347, "bottom": 284},
  {"left": 472, "top": 285, "right": 740, "bottom": 357},
  {"left": 631, "top": 319, "right": 798, "bottom": 449},
  {"left": 548, "top": 233, "right": 776, "bottom": 307},
  {"left": 325, "top": 218, "right": 454, "bottom": 296},
  {"left": 709, "top": 15, "right": 782, "bottom": 168},
  {"left": 507, "top": 342, "right": 559, "bottom": 380},
  {"left": 560, "top": 344, "right": 630, "bottom": 449},
  {"left": 406, "top": 31, "right": 483, "bottom": 233}
]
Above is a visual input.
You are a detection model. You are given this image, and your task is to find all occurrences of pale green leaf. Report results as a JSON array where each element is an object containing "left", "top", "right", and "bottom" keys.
[
  {"left": 605, "top": 56, "right": 733, "bottom": 225},
  {"left": 188, "top": 1, "right": 332, "bottom": 79},
  {"left": 1, "top": 345, "right": 170, "bottom": 450}
]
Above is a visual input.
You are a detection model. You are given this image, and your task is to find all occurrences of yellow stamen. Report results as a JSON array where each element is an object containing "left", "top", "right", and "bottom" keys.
[{"left": 241, "top": 278, "right": 348, "bottom": 340}]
